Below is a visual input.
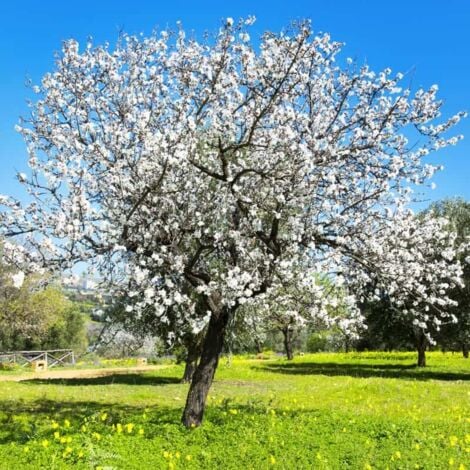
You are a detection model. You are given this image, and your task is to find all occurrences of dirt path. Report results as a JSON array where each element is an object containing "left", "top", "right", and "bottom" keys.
[{"left": 0, "top": 365, "right": 169, "bottom": 382}]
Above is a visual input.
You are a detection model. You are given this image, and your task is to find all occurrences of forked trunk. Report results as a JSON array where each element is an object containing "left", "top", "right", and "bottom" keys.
[
  {"left": 181, "top": 300, "right": 206, "bottom": 383},
  {"left": 181, "top": 333, "right": 202, "bottom": 383},
  {"left": 181, "top": 339, "right": 200, "bottom": 383},
  {"left": 282, "top": 327, "right": 294, "bottom": 360},
  {"left": 181, "top": 307, "right": 230, "bottom": 427},
  {"left": 416, "top": 332, "right": 427, "bottom": 367}
]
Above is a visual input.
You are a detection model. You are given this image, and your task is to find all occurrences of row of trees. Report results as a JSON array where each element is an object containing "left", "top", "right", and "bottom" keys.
[{"left": 0, "top": 19, "right": 467, "bottom": 427}]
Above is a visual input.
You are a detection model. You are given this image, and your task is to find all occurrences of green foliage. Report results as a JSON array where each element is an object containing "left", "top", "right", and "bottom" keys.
[
  {"left": 306, "top": 331, "right": 329, "bottom": 352},
  {"left": 0, "top": 352, "right": 468, "bottom": 469},
  {"left": 358, "top": 297, "right": 415, "bottom": 351},
  {"left": 0, "top": 273, "right": 89, "bottom": 353},
  {"left": 40, "top": 305, "right": 88, "bottom": 353}
]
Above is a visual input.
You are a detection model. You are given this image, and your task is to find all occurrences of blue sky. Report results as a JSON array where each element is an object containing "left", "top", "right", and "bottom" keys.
[{"left": 0, "top": 0, "right": 469, "bottom": 207}]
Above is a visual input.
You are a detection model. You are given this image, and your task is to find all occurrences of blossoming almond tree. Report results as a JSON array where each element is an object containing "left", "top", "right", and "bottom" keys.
[
  {"left": 246, "top": 273, "right": 364, "bottom": 359},
  {"left": 0, "top": 18, "right": 465, "bottom": 426},
  {"left": 347, "top": 212, "right": 465, "bottom": 366}
]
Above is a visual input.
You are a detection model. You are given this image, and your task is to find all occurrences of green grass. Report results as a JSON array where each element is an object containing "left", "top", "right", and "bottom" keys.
[{"left": 0, "top": 352, "right": 469, "bottom": 469}]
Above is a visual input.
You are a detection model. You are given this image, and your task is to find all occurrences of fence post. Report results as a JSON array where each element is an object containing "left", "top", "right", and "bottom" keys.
[
  {"left": 71, "top": 351, "right": 75, "bottom": 365},
  {"left": 45, "top": 351, "right": 48, "bottom": 367}
]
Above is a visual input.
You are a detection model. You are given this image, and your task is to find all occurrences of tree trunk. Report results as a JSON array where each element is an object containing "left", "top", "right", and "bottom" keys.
[
  {"left": 254, "top": 338, "right": 263, "bottom": 354},
  {"left": 181, "top": 339, "right": 200, "bottom": 383},
  {"left": 181, "top": 307, "right": 230, "bottom": 428},
  {"left": 282, "top": 327, "right": 294, "bottom": 360},
  {"left": 181, "top": 299, "right": 206, "bottom": 383},
  {"left": 463, "top": 344, "right": 469, "bottom": 359},
  {"left": 416, "top": 333, "right": 427, "bottom": 367}
]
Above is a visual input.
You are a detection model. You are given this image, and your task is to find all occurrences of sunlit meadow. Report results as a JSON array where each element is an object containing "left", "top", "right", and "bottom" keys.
[{"left": 0, "top": 352, "right": 468, "bottom": 469}]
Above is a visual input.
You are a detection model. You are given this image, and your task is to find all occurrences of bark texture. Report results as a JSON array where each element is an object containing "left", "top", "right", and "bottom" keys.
[
  {"left": 181, "top": 307, "right": 230, "bottom": 427},
  {"left": 181, "top": 343, "right": 199, "bottom": 383},
  {"left": 416, "top": 332, "right": 427, "bottom": 367},
  {"left": 282, "top": 327, "right": 294, "bottom": 361},
  {"left": 180, "top": 331, "right": 205, "bottom": 383}
]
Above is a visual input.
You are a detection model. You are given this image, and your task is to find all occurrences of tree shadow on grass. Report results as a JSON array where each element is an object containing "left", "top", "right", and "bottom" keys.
[
  {"left": 256, "top": 361, "right": 470, "bottom": 381},
  {"left": 0, "top": 397, "right": 306, "bottom": 446},
  {"left": 0, "top": 398, "right": 183, "bottom": 445},
  {"left": 20, "top": 373, "right": 182, "bottom": 386}
]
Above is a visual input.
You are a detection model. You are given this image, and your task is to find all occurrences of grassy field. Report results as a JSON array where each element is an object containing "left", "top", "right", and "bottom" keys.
[{"left": 0, "top": 352, "right": 469, "bottom": 469}]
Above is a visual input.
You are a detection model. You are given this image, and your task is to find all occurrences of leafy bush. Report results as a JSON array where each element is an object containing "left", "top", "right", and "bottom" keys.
[{"left": 306, "top": 332, "right": 330, "bottom": 352}]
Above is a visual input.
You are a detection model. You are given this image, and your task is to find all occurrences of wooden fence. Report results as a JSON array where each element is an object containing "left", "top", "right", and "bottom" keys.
[{"left": 0, "top": 349, "right": 75, "bottom": 368}]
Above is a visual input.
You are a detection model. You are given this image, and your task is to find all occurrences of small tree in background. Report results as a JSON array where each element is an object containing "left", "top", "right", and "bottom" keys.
[{"left": 427, "top": 198, "right": 470, "bottom": 357}]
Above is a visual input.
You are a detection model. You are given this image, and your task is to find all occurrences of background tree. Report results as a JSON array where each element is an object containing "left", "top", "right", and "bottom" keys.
[
  {"left": 427, "top": 198, "right": 470, "bottom": 357},
  {"left": 248, "top": 274, "right": 362, "bottom": 359},
  {"left": 0, "top": 19, "right": 464, "bottom": 426},
  {"left": 354, "top": 212, "right": 465, "bottom": 366},
  {"left": 357, "top": 293, "right": 414, "bottom": 351},
  {"left": 0, "top": 262, "right": 87, "bottom": 352}
]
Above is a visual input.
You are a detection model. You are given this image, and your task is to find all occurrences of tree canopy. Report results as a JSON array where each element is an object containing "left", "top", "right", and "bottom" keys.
[{"left": 0, "top": 18, "right": 465, "bottom": 426}]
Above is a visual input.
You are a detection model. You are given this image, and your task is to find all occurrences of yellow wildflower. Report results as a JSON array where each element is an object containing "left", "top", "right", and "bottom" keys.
[
  {"left": 51, "top": 421, "right": 59, "bottom": 430},
  {"left": 64, "top": 419, "right": 71, "bottom": 428},
  {"left": 100, "top": 413, "right": 107, "bottom": 421},
  {"left": 41, "top": 440, "right": 49, "bottom": 448},
  {"left": 138, "top": 428, "right": 144, "bottom": 436},
  {"left": 186, "top": 455, "right": 192, "bottom": 461},
  {"left": 450, "top": 436, "right": 459, "bottom": 447},
  {"left": 269, "top": 455, "right": 276, "bottom": 465},
  {"left": 116, "top": 423, "right": 123, "bottom": 434},
  {"left": 54, "top": 431, "right": 60, "bottom": 440},
  {"left": 64, "top": 446, "right": 72, "bottom": 454}
]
